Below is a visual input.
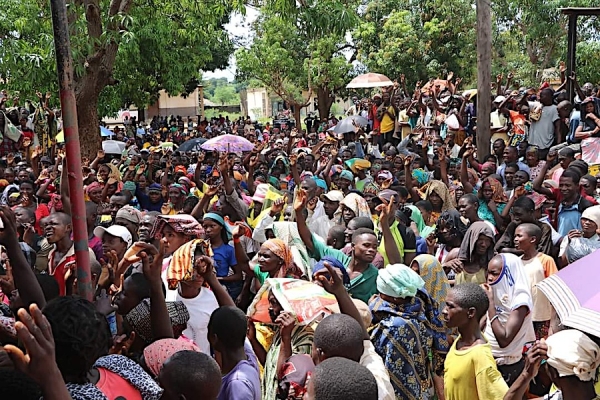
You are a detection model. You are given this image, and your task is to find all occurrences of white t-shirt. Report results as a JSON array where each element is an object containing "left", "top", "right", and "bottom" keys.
[
  {"left": 360, "top": 340, "right": 395, "bottom": 400},
  {"left": 175, "top": 288, "right": 219, "bottom": 354}
]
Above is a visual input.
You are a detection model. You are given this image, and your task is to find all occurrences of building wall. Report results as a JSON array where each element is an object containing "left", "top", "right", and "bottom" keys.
[
  {"left": 146, "top": 89, "right": 200, "bottom": 120},
  {"left": 246, "top": 88, "right": 269, "bottom": 120}
]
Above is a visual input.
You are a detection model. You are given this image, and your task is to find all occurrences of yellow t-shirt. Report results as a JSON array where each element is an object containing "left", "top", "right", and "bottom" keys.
[
  {"left": 455, "top": 268, "right": 487, "bottom": 285},
  {"left": 380, "top": 106, "right": 396, "bottom": 134},
  {"left": 444, "top": 337, "right": 509, "bottom": 400}
]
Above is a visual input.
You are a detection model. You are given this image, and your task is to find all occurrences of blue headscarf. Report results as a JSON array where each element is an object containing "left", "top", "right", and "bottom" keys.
[
  {"left": 312, "top": 256, "right": 350, "bottom": 285},
  {"left": 203, "top": 212, "right": 232, "bottom": 240},
  {"left": 313, "top": 177, "right": 328, "bottom": 191}
]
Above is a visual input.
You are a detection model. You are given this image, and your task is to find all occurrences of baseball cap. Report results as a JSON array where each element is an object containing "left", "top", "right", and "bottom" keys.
[
  {"left": 94, "top": 225, "right": 133, "bottom": 247},
  {"left": 493, "top": 95, "right": 506, "bottom": 103},
  {"left": 321, "top": 190, "right": 344, "bottom": 202}
]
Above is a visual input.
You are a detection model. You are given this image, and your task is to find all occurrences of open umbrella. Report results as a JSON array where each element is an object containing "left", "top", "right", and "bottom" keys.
[
  {"left": 177, "top": 137, "right": 208, "bottom": 152},
  {"left": 333, "top": 115, "right": 369, "bottom": 134},
  {"left": 201, "top": 134, "right": 254, "bottom": 153},
  {"left": 102, "top": 140, "right": 126, "bottom": 154},
  {"left": 537, "top": 249, "right": 600, "bottom": 338},
  {"left": 346, "top": 73, "right": 393, "bottom": 89}
]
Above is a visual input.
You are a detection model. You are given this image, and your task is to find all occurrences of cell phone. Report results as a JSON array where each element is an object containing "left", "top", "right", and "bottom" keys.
[{"left": 523, "top": 340, "right": 536, "bottom": 353}]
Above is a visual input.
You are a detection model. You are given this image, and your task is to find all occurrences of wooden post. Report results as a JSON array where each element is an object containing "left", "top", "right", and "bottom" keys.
[
  {"left": 476, "top": 0, "right": 491, "bottom": 161},
  {"left": 566, "top": 13, "right": 577, "bottom": 102},
  {"left": 198, "top": 85, "right": 205, "bottom": 119}
]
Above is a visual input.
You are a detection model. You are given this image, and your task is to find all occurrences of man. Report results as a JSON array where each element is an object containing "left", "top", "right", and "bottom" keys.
[
  {"left": 548, "top": 147, "right": 575, "bottom": 183},
  {"left": 377, "top": 91, "right": 397, "bottom": 145},
  {"left": 94, "top": 224, "right": 132, "bottom": 264},
  {"left": 138, "top": 211, "right": 160, "bottom": 243},
  {"left": 528, "top": 88, "right": 561, "bottom": 158},
  {"left": 137, "top": 183, "right": 164, "bottom": 212},
  {"left": 159, "top": 351, "right": 222, "bottom": 400},
  {"left": 491, "top": 138, "right": 506, "bottom": 162},
  {"left": 496, "top": 146, "right": 530, "bottom": 180},
  {"left": 109, "top": 192, "right": 129, "bottom": 221},
  {"left": 373, "top": 189, "right": 416, "bottom": 265},
  {"left": 44, "top": 212, "right": 96, "bottom": 296},
  {"left": 304, "top": 358, "right": 378, "bottom": 400}
]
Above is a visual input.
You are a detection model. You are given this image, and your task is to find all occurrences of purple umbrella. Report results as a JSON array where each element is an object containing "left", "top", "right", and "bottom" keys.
[
  {"left": 537, "top": 248, "right": 600, "bottom": 337},
  {"left": 200, "top": 134, "right": 255, "bottom": 153}
]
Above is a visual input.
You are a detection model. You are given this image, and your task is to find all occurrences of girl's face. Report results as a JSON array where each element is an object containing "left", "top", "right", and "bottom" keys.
[
  {"left": 162, "top": 225, "right": 189, "bottom": 254},
  {"left": 429, "top": 191, "right": 442, "bottom": 208},
  {"left": 88, "top": 187, "right": 103, "bottom": 203},
  {"left": 482, "top": 182, "right": 494, "bottom": 201},
  {"left": 585, "top": 102, "right": 595, "bottom": 113},
  {"left": 202, "top": 219, "right": 222, "bottom": 241},
  {"left": 138, "top": 175, "right": 147, "bottom": 190},
  {"left": 475, "top": 234, "right": 493, "bottom": 256},
  {"left": 99, "top": 166, "right": 109, "bottom": 182}
]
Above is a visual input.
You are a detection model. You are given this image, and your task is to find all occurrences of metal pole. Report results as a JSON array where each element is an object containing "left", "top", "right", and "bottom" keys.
[
  {"left": 49, "top": 0, "right": 93, "bottom": 301},
  {"left": 566, "top": 13, "right": 577, "bottom": 102},
  {"left": 476, "top": 0, "right": 492, "bottom": 160}
]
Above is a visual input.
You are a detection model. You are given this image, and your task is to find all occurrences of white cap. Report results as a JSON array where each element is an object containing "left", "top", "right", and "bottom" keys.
[
  {"left": 494, "top": 95, "right": 506, "bottom": 103},
  {"left": 94, "top": 225, "right": 133, "bottom": 247},
  {"left": 322, "top": 190, "right": 344, "bottom": 202}
]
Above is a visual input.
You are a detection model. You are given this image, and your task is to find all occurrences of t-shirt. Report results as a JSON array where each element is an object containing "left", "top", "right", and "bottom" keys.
[
  {"left": 380, "top": 106, "right": 396, "bottom": 134},
  {"left": 521, "top": 253, "right": 558, "bottom": 322},
  {"left": 96, "top": 367, "right": 143, "bottom": 400},
  {"left": 443, "top": 338, "right": 508, "bottom": 400},
  {"left": 177, "top": 288, "right": 219, "bottom": 354},
  {"left": 360, "top": 340, "right": 395, "bottom": 400},
  {"left": 212, "top": 244, "right": 237, "bottom": 278},
  {"left": 218, "top": 340, "right": 261, "bottom": 400},
  {"left": 528, "top": 104, "right": 559, "bottom": 149}
]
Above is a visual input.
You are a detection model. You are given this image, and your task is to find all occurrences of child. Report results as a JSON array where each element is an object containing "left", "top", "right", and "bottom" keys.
[
  {"left": 442, "top": 283, "right": 509, "bottom": 400},
  {"left": 514, "top": 223, "right": 558, "bottom": 340}
]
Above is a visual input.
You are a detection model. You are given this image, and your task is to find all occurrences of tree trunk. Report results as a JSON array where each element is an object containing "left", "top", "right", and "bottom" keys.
[
  {"left": 76, "top": 93, "right": 103, "bottom": 158},
  {"left": 317, "top": 86, "right": 334, "bottom": 121},
  {"left": 292, "top": 103, "right": 302, "bottom": 129}
]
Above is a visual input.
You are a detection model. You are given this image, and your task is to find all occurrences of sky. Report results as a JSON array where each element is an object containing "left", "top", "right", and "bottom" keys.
[{"left": 202, "top": 8, "right": 260, "bottom": 82}]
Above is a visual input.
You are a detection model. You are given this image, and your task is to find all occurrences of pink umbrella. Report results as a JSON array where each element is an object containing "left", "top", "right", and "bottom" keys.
[
  {"left": 346, "top": 73, "right": 393, "bottom": 89},
  {"left": 537, "top": 248, "right": 600, "bottom": 337},
  {"left": 200, "top": 134, "right": 255, "bottom": 153}
]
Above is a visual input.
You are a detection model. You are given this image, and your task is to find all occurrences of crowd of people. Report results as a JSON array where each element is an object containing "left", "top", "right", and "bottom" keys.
[{"left": 0, "top": 67, "right": 598, "bottom": 400}]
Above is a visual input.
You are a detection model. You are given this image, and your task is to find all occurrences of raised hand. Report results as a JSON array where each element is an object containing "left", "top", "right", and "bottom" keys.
[
  {"left": 270, "top": 196, "right": 287, "bottom": 215},
  {"left": 376, "top": 194, "right": 395, "bottom": 226},
  {"left": 294, "top": 189, "right": 308, "bottom": 212},
  {"left": 315, "top": 261, "right": 345, "bottom": 295}
]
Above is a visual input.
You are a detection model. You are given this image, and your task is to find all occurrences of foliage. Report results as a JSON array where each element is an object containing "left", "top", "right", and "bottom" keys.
[{"left": 212, "top": 85, "right": 239, "bottom": 105}]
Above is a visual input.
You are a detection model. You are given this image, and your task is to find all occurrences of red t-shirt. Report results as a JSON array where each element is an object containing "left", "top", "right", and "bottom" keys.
[{"left": 96, "top": 368, "right": 142, "bottom": 400}]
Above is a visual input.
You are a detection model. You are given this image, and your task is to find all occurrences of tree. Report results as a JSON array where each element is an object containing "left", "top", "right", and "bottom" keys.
[
  {"left": 236, "top": 0, "right": 356, "bottom": 126},
  {"left": 212, "top": 85, "right": 239, "bottom": 105},
  {"left": 0, "top": 0, "right": 239, "bottom": 156}
]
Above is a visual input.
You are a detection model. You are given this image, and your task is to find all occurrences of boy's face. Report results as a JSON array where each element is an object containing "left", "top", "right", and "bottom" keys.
[
  {"left": 513, "top": 226, "right": 534, "bottom": 251},
  {"left": 442, "top": 291, "right": 468, "bottom": 329}
]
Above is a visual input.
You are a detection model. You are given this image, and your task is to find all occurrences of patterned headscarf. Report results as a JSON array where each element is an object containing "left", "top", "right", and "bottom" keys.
[
  {"left": 479, "top": 177, "right": 508, "bottom": 203},
  {"left": 151, "top": 214, "right": 205, "bottom": 240},
  {"left": 169, "top": 183, "right": 188, "bottom": 196},
  {"left": 124, "top": 299, "right": 189, "bottom": 345},
  {"left": 143, "top": 338, "right": 199, "bottom": 378},
  {"left": 411, "top": 168, "right": 430, "bottom": 186},
  {"left": 420, "top": 180, "right": 456, "bottom": 211},
  {"left": 85, "top": 181, "right": 102, "bottom": 195},
  {"left": 262, "top": 239, "right": 304, "bottom": 279},
  {"left": 363, "top": 182, "right": 380, "bottom": 196},
  {"left": 167, "top": 239, "right": 213, "bottom": 290},
  {"left": 336, "top": 193, "right": 372, "bottom": 223},
  {"left": 412, "top": 254, "right": 450, "bottom": 316}
]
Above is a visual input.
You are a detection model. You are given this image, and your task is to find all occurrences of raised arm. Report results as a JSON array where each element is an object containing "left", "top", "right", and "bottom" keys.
[
  {"left": 460, "top": 148, "right": 475, "bottom": 194},
  {"left": 378, "top": 196, "right": 402, "bottom": 265},
  {"left": 437, "top": 147, "right": 449, "bottom": 187},
  {"left": 141, "top": 241, "right": 173, "bottom": 340},
  {"left": 293, "top": 189, "right": 315, "bottom": 254},
  {"left": 403, "top": 156, "right": 421, "bottom": 202},
  {"left": 532, "top": 153, "right": 554, "bottom": 198}
]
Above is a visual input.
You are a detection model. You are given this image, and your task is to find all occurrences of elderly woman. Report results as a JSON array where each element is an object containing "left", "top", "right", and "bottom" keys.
[
  {"left": 525, "top": 145, "right": 546, "bottom": 181},
  {"left": 370, "top": 264, "right": 448, "bottom": 400},
  {"left": 335, "top": 192, "right": 372, "bottom": 227},
  {"left": 418, "top": 180, "right": 456, "bottom": 222}
]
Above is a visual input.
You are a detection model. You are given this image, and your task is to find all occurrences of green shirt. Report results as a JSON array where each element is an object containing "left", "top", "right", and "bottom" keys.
[{"left": 309, "top": 234, "right": 378, "bottom": 303}]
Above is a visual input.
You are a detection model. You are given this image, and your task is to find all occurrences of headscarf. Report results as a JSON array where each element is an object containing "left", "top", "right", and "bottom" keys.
[
  {"left": 312, "top": 256, "right": 350, "bottom": 285},
  {"left": 481, "top": 162, "right": 496, "bottom": 174},
  {"left": 545, "top": 329, "right": 600, "bottom": 382},
  {"left": 270, "top": 155, "right": 290, "bottom": 175},
  {"left": 479, "top": 177, "right": 508, "bottom": 203},
  {"left": 458, "top": 221, "right": 495, "bottom": 263},
  {"left": 124, "top": 299, "right": 190, "bottom": 345},
  {"left": 277, "top": 354, "right": 315, "bottom": 400},
  {"left": 123, "top": 181, "right": 137, "bottom": 193},
  {"left": 336, "top": 193, "right": 371, "bottom": 223},
  {"left": 345, "top": 158, "right": 371, "bottom": 174},
  {"left": 261, "top": 239, "right": 304, "bottom": 279},
  {"left": 107, "top": 163, "right": 122, "bottom": 182},
  {"left": 466, "top": 168, "right": 479, "bottom": 184},
  {"left": 169, "top": 183, "right": 187, "bottom": 196},
  {"left": 151, "top": 214, "right": 205, "bottom": 240},
  {"left": 412, "top": 255, "right": 449, "bottom": 316},
  {"left": 581, "top": 205, "right": 600, "bottom": 228},
  {"left": 420, "top": 180, "right": 455, "bottom": 211},
  {"left": 377, "top": 170, "right": 393, "bottom": 180},
  {"left": 203, "top": 212, "right": 233, "bottom": 240},
  {"left": 167, "top": 238, "right": 213, "bottom": 290},
  {"left": 436, "top": 209, "right": 468, "bottom": 244},
  {"left": 339, "top": 170, "right": 354, "bottom": 182},
  {"left": 85, "top": 181, "right": 102, "bottom": 196},
  {"left": 377, "top": 263, "right": 425, "bottom": 299},
  {"left": 528, "top": 192, "right": 547, "bottom": 210},
  {"left": 143, "top": 338, "right": 199, "bottom": 378},
  {"left": 412, "top": 168, "right": 430, "bottom": 186},
  {"left": 313, "top": 177, "right": 328, "bottom": 191},
  {"left": 406, "top": 205, "right": 435, "bottom": 238},
  {"left": 363, "top": 182, "right": 379, "bottom": 195}
]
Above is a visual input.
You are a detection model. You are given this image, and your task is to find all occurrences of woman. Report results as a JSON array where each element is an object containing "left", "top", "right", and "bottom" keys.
[
  {"left": 456, "top": 221, "right": 495, "bottom": 285},
  {"left": 559, "top": 205, "right": 600, "bottom": 265},
  {"left": 406, "top": 205, "right": 435, "bottom": 239},
  {"left": 410, "top": 255, "right": 450, "bottom": 317},
  {"left": 525, "top": 145, "right": 546, "bottom": 181},
  {"left": 251, "top": 238, "right": 305, "bottom": 286},
  {"left": 142, "top": 338, "right": 199, "bottom": 378},
  {"left": 575, "top": 97, "right": 600, "bottom": 140},
  {"left": 477, "top": 177, "right": 508, "bottom": 228},
  {"left": 370, "top": 264, "right": 448, "bottom": 400},
  {"left": 419, "top": 180, "right": 455, "bottom": 222},
  {"left": 335, "top": 192, "right": 371, "bottom": 226},
  {"left": 428, "top": 210, "right": 467, "bottom": 283},
  {"left": 483, "top": 253, "right": 535, "bottom": 386}
]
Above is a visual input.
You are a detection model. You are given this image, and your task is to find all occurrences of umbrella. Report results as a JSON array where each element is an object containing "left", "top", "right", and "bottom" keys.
[
  {"left": 177, "top": 137, "right": 208, "bottom": 152},
  {"left": 100, "top": 126, "right": 113, "bottom": 137},
  {"left": 346, "top": 73, "right": 393, "bottom": 89},
  {"left": 201, "top": 134, "right": 255, "bottom": 153},
  {"left": 537, "top": 249, "right": 600, "bottom": 338},
  {"left": 102, "top": 140, "right": 126, "bottom": 154},
  {"left": 333, "top": 115, "right": 369, "bottom": 134}
]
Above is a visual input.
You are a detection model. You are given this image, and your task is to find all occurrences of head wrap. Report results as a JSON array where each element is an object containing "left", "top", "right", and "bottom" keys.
[
  {"left": 85, "top": 181, "right": 102, "bottom": 195},
  {"left": 466, "top": 168, "right": 479, "bottom": 184},
  {"left": 411, "top": 168, "right": 429, "bottom": 186},
  {"left": 262, "top": 238, "right": 293, "bottom": 269},
  {"left": 312, "top": 256, "right": 350, "bottom": 285},
  {"left": 203, "top": 212, "right": 232, "bottom": 240},
  {"left": 377, "top": 170, "right": 393, "bottom": 180},
  {"left": 546, "top": 329, "right": 600, "bottom": 382},
  {"left": 278, "top": 354, "right": 315, "bottom": 400},
  {"left": 167, "top": 238, "right": 213, "bottom": 290},
  {"left": 123, "top": 181, "right": 136, "bottom": 193},
  {"left": 345, "top": 158, "right": 371, "bottom": 174},
  {"left": 336, "top": 193, "right": 372, "bottom": 223},
  {"left": 363, "top": 182, "right": 379, "bottom": 195},
  {"left": 481, "top": 162, "right": 497, "bottom": 174},
  {"left": 124, "top": 299, "right": 189, "bottom": 345},
  {"left": 528, "top": 192, "right": 547, "bottom": 210},
  {"left": 169, "top": 183, "right": 187, "bottom": 196},
  {"left": 174, "top": 165, "right": 187, "bottom": 174},
  {"left": 412, "top": 254, "right": 450, "bottom": 316},
  {"left": 313, "top": 177, "right": 328, "bottom": 191},
  {"left": 252, "top": 183, "right": 269, "bottom": 203},
  {"left": 420, "top": 180, "right": 456, "bottom": 211},
  {"left": 116, "top": 205, "right": 142, "bottom": 224},
  {"left": 377, "top": 264, "right": 425, "bottom": 298},
  {"left": 339, "top": 170, "right": 354, "bottom": 182},
  {"left": 581, "top": 205, "right": 600, "bottom": 228},
  {"left": 151, "top": 214, "right": 205, "bottom": 240},
  {"left": 479, "top": 177, "right": 508, "bottom": 203},
  {"left": 143, "top": 338, "right": 199, "bottom": 378},
  {"left": 406, "top": 205, "right": 435, "bottom": 238},
  {"left": 458, "top": 221, "right": 496, "bottom": 263}
]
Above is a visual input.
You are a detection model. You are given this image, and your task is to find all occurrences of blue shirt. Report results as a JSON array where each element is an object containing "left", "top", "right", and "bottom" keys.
[
  {"left": 557, "top": 202, "right": 582, "bottom": 236},
  {"left": 212, "top": 243, "right": 237, "bottom": 278},
  {"left": 497, "top": 161, "right": 531, "bottom": 180}
]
